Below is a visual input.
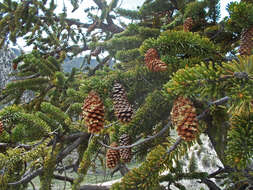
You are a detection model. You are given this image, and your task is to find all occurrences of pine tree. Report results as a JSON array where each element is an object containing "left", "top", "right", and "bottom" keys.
[{"left": 0, "top": 0, "right": 253, "bottom": 190}]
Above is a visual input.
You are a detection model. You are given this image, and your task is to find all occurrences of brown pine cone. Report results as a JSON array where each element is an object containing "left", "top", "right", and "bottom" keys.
[
  {"left": 144, "top": 48, "right": 159, "bottom": 65},
  {"left": 112, "top": 83, "right": 133, "bottom": 123},
  {"left": 239, "top": 27, "right": 253, "bottom": 56},
  {"left": 183, "top": 17, "right": 194, "bottom": 32},
  {"left": 87, "top": 21, "right": 98, "bottom": 33},
  {"left": 0, "top": 121, "right": 3, "bottom": 135},
  {"left": 82, "top": 91, "right": 105, "bottom": 134},
  {"left": 146, "top": 59, "right": 167, "bottom": 72},
  {"left": 106, "top": 142, "right": 120, "bottom": 169},
  {"left": 119, "top": 134, "right": 132, "bottom": 163},
  {"left": 171, "top": 96, "right": 198, "bottom": 141}
]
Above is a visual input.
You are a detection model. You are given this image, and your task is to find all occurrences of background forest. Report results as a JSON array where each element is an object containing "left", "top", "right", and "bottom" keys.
[{"left": 0, "top": 0, "right": 253, "bottom": 189}]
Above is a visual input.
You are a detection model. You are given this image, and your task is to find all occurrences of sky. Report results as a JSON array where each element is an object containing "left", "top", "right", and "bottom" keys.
[{"left": 14, "top": 0, "right": 240, "bottom": 51}]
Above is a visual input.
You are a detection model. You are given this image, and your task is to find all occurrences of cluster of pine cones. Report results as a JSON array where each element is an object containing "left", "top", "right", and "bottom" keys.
[
  {"left": 82, "top": 83, "right": 134, "bottom": 134},
  {"left": 81, "top": 84, "right": 133, "bottom": 168},
  {"left": 0, "top": 121, "right": 3, "bottom": 135},
  {"left": 106, "top": 134, "right": 132, "bottom": 169},
  {"left": 171, "top": 96, "right": 198, "bottom": 141},
  {"left": 144, "top": 48, "right": 167, "bottom": 72}
]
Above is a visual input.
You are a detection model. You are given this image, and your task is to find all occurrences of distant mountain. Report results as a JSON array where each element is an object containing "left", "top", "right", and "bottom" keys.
[
  {"left": 6, "top": 48, "right": 100, "bottom": 73},
  {"left": 62, "top": 57, "right": 99, "bottom": 73}
]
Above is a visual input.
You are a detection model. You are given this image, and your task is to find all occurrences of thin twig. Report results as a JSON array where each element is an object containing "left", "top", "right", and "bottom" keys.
[
  {"left": 30, "top": 181, "right": 36, "bottom": 190},
  {"left": 53, "top": 174, "right": 74, "bottom": 184},
  {"left": 98, "top": 121, "right": 171, "bottom": 150}
]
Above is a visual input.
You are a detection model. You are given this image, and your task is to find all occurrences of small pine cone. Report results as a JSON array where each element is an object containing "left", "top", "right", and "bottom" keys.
[
  {"left": 12, "top": 63, "right": 18, "bottom": 70},
  {"left": 171, "top": 96, "right": 198, "bottom": 141},
  {"left": 119, "top": 134, "right": 132, "bottom": 163},
  {"left": 87, "top": 21, "right": 97, "bottom": 33},
  {"left": 91, "top": 46, "right": 102, "bottom": 56},
  {"left": 0, "top": 121, "right": 3, "bottom": 135},
  {"left": 239, "top": 27, "right": 253, "bottom": 56},
  {"left": 82, "top": 91, "right": 105, "bottom": 134},
  {"left": 112, "top": 83, "right": 133, "bottom": 123},
  {"left": 106, "top": 142, "right": 120, "bottom": 169},
  {"left": 147, "top": 59, "right": 167, "bottom": 72},
  {"left": 183, "top": 17, "right": 194, "bottom": 32},
  {"left": 144, "top": 48, "right": 159, "bottom": 65}
]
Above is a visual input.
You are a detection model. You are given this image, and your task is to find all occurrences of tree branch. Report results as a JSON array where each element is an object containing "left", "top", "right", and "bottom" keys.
[
  {"left": 56, "top": 135, "right": 87, "bottom": 163},
  {"left": 8, "top": 136, "right": 87, "bottom": 186},
  {"left": 8, "top": 167, "right": 43, "bottom": 186},
  {"left": 53, "top": 174, "right": 74, "bottom": 184},
  {"left": 98, "top": 121, "right": 171, "bottom": 150},
  {"left": 200, "top": 179, "right": 221, "bottom": 190}
]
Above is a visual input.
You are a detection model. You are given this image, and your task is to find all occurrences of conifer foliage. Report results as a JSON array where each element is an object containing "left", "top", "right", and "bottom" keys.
[{"left": 0, "top": 0, "right": 253, "bottom": 190}]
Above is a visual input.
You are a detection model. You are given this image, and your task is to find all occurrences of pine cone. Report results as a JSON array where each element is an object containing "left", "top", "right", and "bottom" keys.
[
  {"left": 171, "top": 96, "right": 198, "bottom": 141},
  {"left": 147, "top": 59, "right": 167, "bottom": 72},
  {"left": 0, "top": 121, "right": 3, "bottom": 135},
  {"left": 183, "top": 17, "right": 194, "bottom": 32},
  {"left": 119, "top": 134, "right": 132, "bottom": 163},
  {"left": 82, "top": 91, "right": 105, "bottom": 134},
  {"left": 239, "top": 27, "right": 253, "bottom": 56},
  {"left": 106, "top": 142, "right": 120, "bottom": 169},
  {"left": 112, "top": 83, "right": 133, "bottom": 123},
  {"left": 87, "top": 21, "right": 98, "bottom": 33},
  {"left": 144, "top": 48, "right": 159, "bottom": 65}
]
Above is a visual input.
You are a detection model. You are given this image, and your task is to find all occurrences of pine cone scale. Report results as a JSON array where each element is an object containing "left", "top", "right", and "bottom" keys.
[
  {"left": 171, "top": 96, "right": 199, "bottom": 141},
  {"left": 106, "top": 142, "right": 120, "bottom": 169},
  {"left": 119, "top": 134, "right": 132, "bottom": 163},
  {"left": 82, "top": 91, "right": 105, "bottom": 134},
  {"left": 112, "top": 83, "right": 133, "bottom": 123},
  {"left": 0, "top": 121, "right": 3, "bottom": 136}
]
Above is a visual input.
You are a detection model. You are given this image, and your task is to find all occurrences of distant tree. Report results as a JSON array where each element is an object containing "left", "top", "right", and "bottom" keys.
[{"left": 0, "top": 0, "right": 253, "bottom": 190}]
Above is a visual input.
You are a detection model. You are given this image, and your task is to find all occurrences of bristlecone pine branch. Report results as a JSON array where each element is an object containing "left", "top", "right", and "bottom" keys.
[
  {"left": 183, "top": 17, "right": 194, "bottom": 32},
  {"left": 0, "top": 121, "right": 3, "bottom": 135},
  {"left": 112, "top": 83, "right": 133, "bottom": 123},
  {"left": 144, "top": 48, "right": 167, "bottom": 72},
  {"left": 106, "top": 142, "right": 120, "bottom": 169},
  {"left": 239, "top": 27, "right": 253, "bottom": 55},
  {"left": 82, "top": 91, "right": 105, "bottom": 134},
  {"left": 119, "top": 134, "right": 132, "bottom": 163},
  {"left": 171, "top": 96, "right": 198, "bottom": 141}
]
